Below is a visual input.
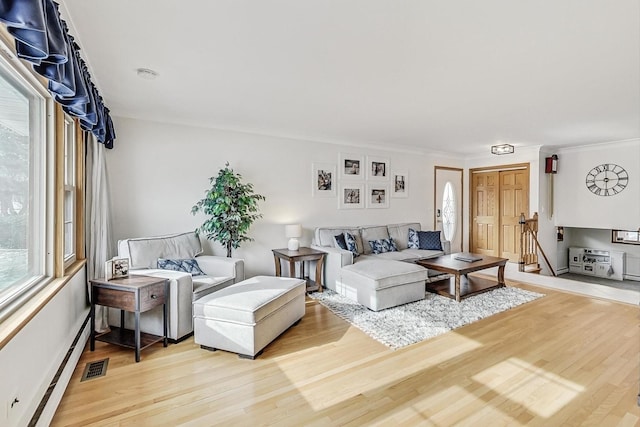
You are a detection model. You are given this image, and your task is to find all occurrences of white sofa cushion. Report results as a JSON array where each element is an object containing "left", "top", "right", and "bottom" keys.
[
  {"left": 387, "top": 222, "right": 421, "bottom": 250},
  {"left": 342, "top": 260, "right": 429, "bottom": 290},
  {"left": 123, "top": 231, "right": 203, "bottom": 269},
  {"left": 360, "top": 225, "right": 391, "bottom": 254},
  {"left": 315, "top": 227, "right": 364, "bottom": 254}
]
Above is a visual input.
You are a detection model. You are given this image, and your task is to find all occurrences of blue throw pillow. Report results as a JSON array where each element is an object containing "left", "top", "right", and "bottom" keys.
[
  {"left": 344, "top": 232, "right": 359, "bottom": 258},
  {"left": 417, "top": 231, "right": 443, "bottom": 251},
  {"left": 334, "top": 233, "right": 348, "bottom": 250},
  {"left": 408, "top": 228, "right": 419, "bottom": 249},
  {"left": 369, "top": 238, "right": 398, "bottom": 254},
  {"left": 157, "top": 258, "right": 205, "bottom": 276}
]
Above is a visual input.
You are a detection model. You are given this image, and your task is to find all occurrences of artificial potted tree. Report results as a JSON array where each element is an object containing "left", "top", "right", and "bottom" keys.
[{"left": 192, "top": 163, "right": 265, "bottom": 257}]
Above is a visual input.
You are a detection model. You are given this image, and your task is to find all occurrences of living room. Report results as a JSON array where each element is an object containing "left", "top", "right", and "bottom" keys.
[{"left": 0, "top": 1, "right": 639, "bottom": 426}]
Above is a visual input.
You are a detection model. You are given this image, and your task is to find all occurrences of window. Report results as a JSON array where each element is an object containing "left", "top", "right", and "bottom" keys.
[
  {"left": 442, "top": 181, "right": 457, "bottom": 242},
  {"left": 63, "top": 115, "right": 76, "bottom": 265},
  {"left": 0, "top": 54, "right": 48, "bottom": 312},
  {"left": 612, "top": 230, "right": 640, "bottom": 245}
]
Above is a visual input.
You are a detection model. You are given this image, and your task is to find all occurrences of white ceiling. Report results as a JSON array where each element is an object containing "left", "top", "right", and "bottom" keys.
[{"left": 59, "top": 0, "right": 640, "bottom": 154}]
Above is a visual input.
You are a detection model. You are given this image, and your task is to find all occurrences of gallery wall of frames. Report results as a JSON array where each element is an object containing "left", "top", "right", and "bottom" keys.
[{"left": 313, "top": 153, "right": 408, "bottom": 209}]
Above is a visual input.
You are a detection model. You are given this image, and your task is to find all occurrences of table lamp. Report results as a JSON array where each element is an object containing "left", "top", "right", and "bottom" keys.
[{"left": 285, "top": 224, "right": 302, "bottom": 251}]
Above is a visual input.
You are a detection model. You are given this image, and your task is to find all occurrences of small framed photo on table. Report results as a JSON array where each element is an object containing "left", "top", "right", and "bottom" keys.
[{"left": 105, "top": 257, "right": 129, "bottom": 280}]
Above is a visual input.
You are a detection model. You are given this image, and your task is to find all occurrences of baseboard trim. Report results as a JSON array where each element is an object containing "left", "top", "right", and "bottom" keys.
[{"left": 29, "top": 313, "right": 90, "bottom": 427}]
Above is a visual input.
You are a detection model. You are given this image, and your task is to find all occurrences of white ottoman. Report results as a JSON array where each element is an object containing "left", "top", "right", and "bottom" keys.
[
  {"left": 193, "top": 275, "right": 306, "bottom": 359},
  {"left": 339, "top": 260, "right": 429, "bottom": 311}
]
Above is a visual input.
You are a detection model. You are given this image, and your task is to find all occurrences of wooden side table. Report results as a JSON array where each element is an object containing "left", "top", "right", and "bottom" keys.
[
  {"left": 272, "top": 247, "right": 326, "bottom": 292},
  {"left": 90, "top": 275, "right": 169, "bottom": 362}
]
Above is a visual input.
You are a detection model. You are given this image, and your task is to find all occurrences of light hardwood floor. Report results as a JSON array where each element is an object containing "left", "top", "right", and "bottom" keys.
[{"left": 52, "top": 281, "right": 640, "bottom": 426}]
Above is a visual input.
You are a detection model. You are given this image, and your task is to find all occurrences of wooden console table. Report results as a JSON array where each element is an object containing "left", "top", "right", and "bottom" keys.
[
  {"left": 272, "top": 247, "right": 326, "bottom": 292},
  {"left": 90, "top": 275, "right": 168, "bottom": 362}
]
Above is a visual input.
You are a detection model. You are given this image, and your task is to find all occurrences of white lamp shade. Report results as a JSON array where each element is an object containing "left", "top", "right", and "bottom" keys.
[
  {"left": 285, "top": 224, "right": 302, "bottom": 238},
  {"left": 285, "top": 224, "right": 302, "bottom": 251}
]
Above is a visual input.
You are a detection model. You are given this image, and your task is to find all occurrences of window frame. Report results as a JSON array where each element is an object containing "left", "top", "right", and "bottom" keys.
[{"left": 0, "top": 41, "right": 55, "bottom": 318}]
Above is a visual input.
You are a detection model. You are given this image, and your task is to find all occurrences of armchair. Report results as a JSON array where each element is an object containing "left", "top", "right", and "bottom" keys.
[{"left": 112, "top": 231, "right": 244, "bottom": 341}]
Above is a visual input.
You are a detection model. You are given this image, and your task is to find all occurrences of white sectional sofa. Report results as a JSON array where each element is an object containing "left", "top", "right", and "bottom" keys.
[
  {"left": 311, "top": 222, "right": 450, "bottom": 310},
  {"left": 114, "top": 231, "right": 244, "bottom": 341}
]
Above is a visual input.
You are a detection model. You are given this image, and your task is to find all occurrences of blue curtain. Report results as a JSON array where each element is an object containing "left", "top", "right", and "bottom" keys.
[{"left": 0, "top": 0, "right": 115, "bottom": 148}]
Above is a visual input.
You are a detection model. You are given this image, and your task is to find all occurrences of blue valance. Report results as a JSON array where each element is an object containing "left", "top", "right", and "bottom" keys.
[{"left": 0, "top": 0, "right": 115, "bottom": 148}]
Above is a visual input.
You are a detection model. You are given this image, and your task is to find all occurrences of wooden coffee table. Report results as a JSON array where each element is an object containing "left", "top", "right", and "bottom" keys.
[{"left": 416, "top": 253, "right": 508, "bottom": 302}]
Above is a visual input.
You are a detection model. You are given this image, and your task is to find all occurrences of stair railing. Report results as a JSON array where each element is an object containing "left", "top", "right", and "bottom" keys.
[{"left": 519, "top": 212, "right": 556, "bottom": 276}]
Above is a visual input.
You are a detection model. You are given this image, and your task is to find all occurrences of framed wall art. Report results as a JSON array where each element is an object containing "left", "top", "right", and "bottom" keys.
[
  {"left": 367, "top": 184, "right": 389, "bottom": 208},
  {"left": 339, "top": 153, "right": 365, "bottom": 180},
  {"left": 366, "top": 156, "right": 389, "bottom": 181},
  {"left": 391, "top": 171, "right": 408, "bottom": 198},
  {"left": 339, "top": 183, "right": 365, "bottom": 209},
  {"left": 312, "top": 162, "right": 336, "bottom": 197}
]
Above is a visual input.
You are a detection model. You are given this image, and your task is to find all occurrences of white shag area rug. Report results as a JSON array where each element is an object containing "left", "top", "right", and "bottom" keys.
[{"left": 308, "top": 287, "right": 544, "bottom": 350}]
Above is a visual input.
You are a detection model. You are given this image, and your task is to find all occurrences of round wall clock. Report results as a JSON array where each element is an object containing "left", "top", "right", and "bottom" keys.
[{"left": 585, "top": 163, "right": 628, "bottom": 196}]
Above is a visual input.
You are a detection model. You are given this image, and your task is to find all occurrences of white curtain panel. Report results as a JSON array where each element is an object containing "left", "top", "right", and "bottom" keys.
[{"left": 85, "top": 133, "right": 113, "bottom": 332}]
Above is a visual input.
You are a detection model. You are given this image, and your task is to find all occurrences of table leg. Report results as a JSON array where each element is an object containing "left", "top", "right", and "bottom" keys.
[
  {"left": 135, "top": 311, "right": 141, "bottom": 363},
  {"left": 163, "top": 302, "right": 168, "bottom": 347},
  {"left": 497, "top": 264, "right": 505, "bottom": 285},
  {"left": 301, "top": 261, "right": 305, "bottom": 279},
  {"left": 289, "top": 260, "right": 296, "bottom": 278},
  {"left": 90, "top": 288, "right": 95, "bottom": 351},
  {"left": 455, "top": 274, "right": 461, "bottom": 302},
  {"left": 315, "top": 255, "right": 325, "bottom": 292},
  {"left": 273, "top": 254, "right": 281, "bottom": 276}
]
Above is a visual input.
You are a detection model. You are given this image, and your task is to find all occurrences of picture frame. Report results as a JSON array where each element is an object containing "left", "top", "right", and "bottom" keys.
[
  {"left": 367, "top": 184, "right": 390, "bottom": 208},
  {"left": 366, "top": 156, "right": 390, "bottom": 181},
  {"left": 105, "top": 257, "right": 129, "bottom": 280},
  {"left": 391, "top": 171, "right": 409, "bottom": 198},
  {"left": 312, "top": 162, "right": 336, "bottom": 197},
  {"left": 339, "top": 183, "right": 365, "bottom": 209},
  {"left": 339, "top": 153, "right": 365, "bottom": 180}
]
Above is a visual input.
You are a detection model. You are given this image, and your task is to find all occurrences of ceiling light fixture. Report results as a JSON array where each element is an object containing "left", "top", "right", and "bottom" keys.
[
  {"left": 136, "top": 68, "right": 158, "bottom": 80},
  {"left": 491, "top": 143, "right": 514, "bottom": 155}
]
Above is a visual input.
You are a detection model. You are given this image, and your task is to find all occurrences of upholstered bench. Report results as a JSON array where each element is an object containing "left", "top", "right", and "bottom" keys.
[
  {"left": 193, "top": 275, "right": 306, "bottom": 359},
  {"left": 338, "top": 260, "right": 429, "bottom": 311}
]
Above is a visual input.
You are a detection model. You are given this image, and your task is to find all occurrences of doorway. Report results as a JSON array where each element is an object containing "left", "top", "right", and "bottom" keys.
[
  {"left": 470, "top": 164, "right": 530, "bottom": 262},
  {"left": 434, "top": 167, "right": 463, "bottom": 253}
]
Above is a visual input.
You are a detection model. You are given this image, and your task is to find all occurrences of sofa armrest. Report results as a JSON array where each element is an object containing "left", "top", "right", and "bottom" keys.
[
  {"left": 311, "top": 245, "right": 353, "bottom": 291},
  {"left": 196, "top": 255, "right": 245, "bottom": 283}
]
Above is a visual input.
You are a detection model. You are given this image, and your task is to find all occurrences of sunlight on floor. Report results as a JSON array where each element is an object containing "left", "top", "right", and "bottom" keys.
[
  {"left": 472, "top": 357, "right": 584, "bottom": 418},
  {"left": 285, "top": 333, "right": 483, "bottom": 411}
]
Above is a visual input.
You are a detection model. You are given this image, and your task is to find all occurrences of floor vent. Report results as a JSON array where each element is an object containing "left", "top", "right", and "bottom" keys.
[{"left": 81, "top": 358, "right": 109, "bottom": 382}]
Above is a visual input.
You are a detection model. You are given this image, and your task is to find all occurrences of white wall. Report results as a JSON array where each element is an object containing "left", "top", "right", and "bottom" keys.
[
  {"left": 0, "top": 269, "right": 89, "bottom": 427},
  {"left": 106, "top": 117, "right": 463, "bottom": 277},
  {"left": 554, "top": 140, "right": 640, "bottom": 230}
]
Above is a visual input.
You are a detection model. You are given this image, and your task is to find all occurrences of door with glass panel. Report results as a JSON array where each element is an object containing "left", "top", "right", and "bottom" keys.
[{"left": 434, "top": 167, "right": 463, "bottom": 253}]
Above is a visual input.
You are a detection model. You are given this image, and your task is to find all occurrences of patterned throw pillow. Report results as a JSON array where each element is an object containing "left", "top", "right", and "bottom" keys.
[
  {"left": 157, "top": 258, "right": 205, "bottom": 276},
  {"left": 369, "top": 238, "right": 399, "bottom": 254},
  {"left": 334, "top": 233, "right": 348, "bottom": 250},
  {"left": 344, "top": 232, "right": 359, "bottom": 258},
  {"left": 408, "top": 228, "right": 419, "bottom": 249},
  {"left": 417, "top": 231, "right": 443, "bottom": 251}
]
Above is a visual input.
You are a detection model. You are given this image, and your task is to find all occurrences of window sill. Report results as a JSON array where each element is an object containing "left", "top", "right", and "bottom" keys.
[{"left": 0, "top": 259, "right": 86, "bottom": 351}]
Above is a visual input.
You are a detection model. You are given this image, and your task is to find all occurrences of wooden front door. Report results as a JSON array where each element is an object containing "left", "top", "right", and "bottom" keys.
[{"left": 471, "top": 165, "right": 529, "bottom": 262}]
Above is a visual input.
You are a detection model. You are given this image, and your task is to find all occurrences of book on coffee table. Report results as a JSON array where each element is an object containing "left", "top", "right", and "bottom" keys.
[{"left": 453, "top": 252, "right": 483, "bottom": 262}]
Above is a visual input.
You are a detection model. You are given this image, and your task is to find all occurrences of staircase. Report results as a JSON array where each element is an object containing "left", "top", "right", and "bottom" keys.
[{"left": 519, "top": 212, "right": 555, "bottom": 276}]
